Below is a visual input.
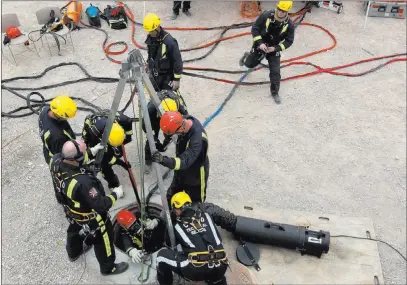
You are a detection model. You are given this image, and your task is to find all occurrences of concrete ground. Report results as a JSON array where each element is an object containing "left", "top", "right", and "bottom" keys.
[{"left": 1, "top": 1, "right": 406, "bottom": 284}]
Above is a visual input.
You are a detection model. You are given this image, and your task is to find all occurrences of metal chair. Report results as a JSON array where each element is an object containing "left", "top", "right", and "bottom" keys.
[
  {"left": 1, "top": 13, "right": 40, "bottom": 65},
  {"left": 35, "top": 6, "right": 75, "bottom": 56}
]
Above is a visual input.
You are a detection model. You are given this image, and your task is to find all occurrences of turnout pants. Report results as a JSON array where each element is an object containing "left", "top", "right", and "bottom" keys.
[
  {"left": 66, "top": 215, "right": 116, "bottom": 274},
  {"left": 166, "top": 160, "right": 210, "bottom": 206},
  {"left": 101, "top": 163, "right": 120, "bottom": 189},
  {"left": 173, "top": 1, "right": 191, "bottom": 14},
  {"left": 266, "top": 54, "right": 281, "bottom": 94},
  {"left": 156, "top": 248, "right": 228, "bottom": 285}
]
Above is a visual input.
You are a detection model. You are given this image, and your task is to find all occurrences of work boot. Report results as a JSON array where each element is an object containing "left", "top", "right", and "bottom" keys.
[
  {"left": 68, "top": 244, "right": 93, "bottom": 262},
  {"left": 172, "top": 12, "right": 178, "bottom": 20},
  {"left": 183, "top": 10, "right": 192, "bottom": 16},
  {"left": 101, "top": 262, "right": 129, "bottom": 276},
  {"left": 271, "top": 91, "right": 281, "bottom": 104}
]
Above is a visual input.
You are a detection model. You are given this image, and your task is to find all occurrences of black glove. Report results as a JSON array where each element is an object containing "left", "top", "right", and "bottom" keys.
[
  {"left": 155, "top": 141, "right": 165, "bottom": 152},
  {"left": 151, "top": 151, "right": 163, "bottom": 163},
  {"left": 116, "top": 159, "right": 131, "bottom": 170}
]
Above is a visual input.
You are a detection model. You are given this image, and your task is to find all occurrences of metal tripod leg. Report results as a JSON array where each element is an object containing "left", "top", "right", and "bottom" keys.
[
  {"left": 136, "top": 68, "right": 177, "bottom": 250},
  {"left": 93, "top": 49, "right": 177, "bottom": 250}
]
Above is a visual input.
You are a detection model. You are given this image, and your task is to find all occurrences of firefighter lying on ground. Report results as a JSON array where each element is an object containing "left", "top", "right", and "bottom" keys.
[
  {"left": 49, "top": 139, "right": 129, "bottom": 276},
  {"left": 38, "top": 95, "right": 102, "bottom": 204},
  {"left": 248, "top": 0, "right": 295, "bottom": 104},
  {"left": 156, "top": 191, "right": 237, "bottom": 285},
  {"left": 143, "top": 13, "right": 183, "bottom": 92},
  {"left": 115, "top": 209, "right": 163, "bottom": 263},
  {"left": 82, "top": 112, "right": 133, "bottom": 193},
  {"left": 142, "top": 90, "right": 188, "bottom": 174},
  {"left": 151, "top": 111, "right": 209, "bottom": 206}
]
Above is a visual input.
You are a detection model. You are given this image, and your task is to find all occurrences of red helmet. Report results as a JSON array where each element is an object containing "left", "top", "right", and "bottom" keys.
[
  {"left": 160, "top": 111, "right": 183, "bottom": 136},
  {"left": 6, "top": 27, "right": 22, "bottom": 39},
  {"left": 117, "top": 209, "right": 137, "bottom": 230}
]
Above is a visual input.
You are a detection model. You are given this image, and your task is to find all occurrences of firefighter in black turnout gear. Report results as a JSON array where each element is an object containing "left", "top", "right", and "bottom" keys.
[
  {"left": 50, "top": 139, "right": 129, "bottom": 276},
  {"left": 156, "top": 192, "right": 236, "bottom": 285},
  {"left": 115, "top": 209, "right": 164, "bottom": 263},
  {"left": 143, "top": 13, "right": 183, "bottom": 92},
  {"left": 152, "top": 111, "right": 209, "bottom": 206},
  {"left": 142, "top": 90, "right": 188, "bottom": 173},
  {"left": 82, "top": 112, "right": 133, "bottom": 192},
  {"left": 249, "top": 0, "right": 295, "bottom": 104},
  {"left": 38, "top": 95, "right": 77, "bottom": 203}
]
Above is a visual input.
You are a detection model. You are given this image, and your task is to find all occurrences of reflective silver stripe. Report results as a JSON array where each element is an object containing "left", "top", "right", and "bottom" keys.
[
  {"left": 156, "top": 256, "right": 189, "bottom": 268},
  {"left": 205, "top": 213, "right": 221, "bottom": 245},
  {"left": 175, "top": 224, "right": 195, "bottom": 248}
]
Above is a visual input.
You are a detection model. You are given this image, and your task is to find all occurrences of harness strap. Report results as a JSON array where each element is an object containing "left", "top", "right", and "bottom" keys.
[{"left": 188, "top": 249, "right": 227, "bottom": 265}]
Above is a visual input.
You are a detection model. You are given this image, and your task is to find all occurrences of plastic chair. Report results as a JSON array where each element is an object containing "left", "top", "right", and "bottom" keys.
[
  {"left": 1, "top": 13, "right": 40, "bottom": 65},
  {"left": 35, "top": 6, "right": 75, "bottom": 55}
]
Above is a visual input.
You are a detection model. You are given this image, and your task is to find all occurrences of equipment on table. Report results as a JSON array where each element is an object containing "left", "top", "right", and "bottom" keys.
[{"left": 364, "top": 1, "right": 406, "bottom": 19}]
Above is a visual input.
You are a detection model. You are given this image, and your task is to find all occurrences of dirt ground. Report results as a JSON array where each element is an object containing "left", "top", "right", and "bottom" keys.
[{"left": 1, "top": 1, "right": 406, "bottom": 284}]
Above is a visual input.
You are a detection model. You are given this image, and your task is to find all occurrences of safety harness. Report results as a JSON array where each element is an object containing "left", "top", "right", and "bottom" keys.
[{"left": 179, "top": 206, "right": 228, "bottom": 267}]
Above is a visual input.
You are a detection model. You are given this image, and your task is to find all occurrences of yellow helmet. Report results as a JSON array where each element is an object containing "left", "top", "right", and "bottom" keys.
[
  {"left": 50, "top": 95, "right": 77, "bottom": 119},
  {"left": 108, "top": 122, "right": 125, "bottom": 147},
  {"left": 171, "top": 191, "right": 192, "bottom": 209},
  {"left": 160, "top": 98, "right": 178, "bottom": 112},
  {"left": 143, "top": 13, "right": 161, "bottom": 32},
  {"left": 277, "top": 1, "right": 293, "bottom": 12}
]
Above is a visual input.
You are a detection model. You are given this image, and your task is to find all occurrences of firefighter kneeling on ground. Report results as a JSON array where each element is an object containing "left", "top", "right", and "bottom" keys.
[
  {"left": 156, "top": 191, "right": 235, "bottom": 285},
  {"left": 151, "top": 111, "right": 209, "bottom": 206},
  {"left": 50, "top": 139, "right": 129, "bottom": 275},
  {"left": 115, "top": 209, "right": 162, "bottom": 263},
  {"left": 143, "top": 13, "right": 183, "bottom": 92},
  {"left": 82, "top": 112, "right": 133, "bottom": 193},
  {"left": 142, "top": 90, "right": 188, "bottom": 174},
  {"left": 246, "top": 0, "right": 295, "bottom": 104}
]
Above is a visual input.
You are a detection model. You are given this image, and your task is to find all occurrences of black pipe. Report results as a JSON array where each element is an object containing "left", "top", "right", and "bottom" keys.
[{"left": 234, "top": 216, "right": 330, "bottom": 258}]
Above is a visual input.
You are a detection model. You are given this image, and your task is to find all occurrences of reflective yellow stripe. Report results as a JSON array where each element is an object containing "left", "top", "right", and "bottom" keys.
[
  {"left": 281, "top": 24, "right": 288, "bottom": 34},
  {"left": 279, "top": 43, "right": 286, "bottom": 51},
  {"left": 67, "top": 179, "right": 81, "bottom": 208},
  {"left": 48, "top": 158, "right": 53, "bottom": 169},
  {"left": 202, "top": 132, "right": 208, "bottom": 140},
  {"left": 174, "top": 157, "right": 181, "bottom": 170},
  {"left": 84, "top": 151, "right": 89, "bottom": 164},
  {"left": 67, "top": 179, "right": 78, "bottom": 199},
  {"left": 108, "top": 194, "right": 116, "bottom": 206},
  {"left": 44, "top": 130, "right": 51, "bottom": 152},
  {"left": 266, "top": 18, "right": 271, "bottom": 30},
  {"left": 96, "top": 214, "right": 102, "bottom": 222},
  {"left": 85, "top": 119, "right": 90, "bottom": 126},
  {"left": 200, "top": 166, "right": 205, "bottom": 202},
  {"left": 174, "top": 74, "right": 182, "bottom": 79},
  {"left": 125, "top": 130, "right": 133, "bottom": 135},
  {"left": 103, "top": 232, "right": 112, "bottom": 257},
  {"left": 100, "top": 226, "right": 106, "bottom": 232},
  {"left": 161, "top": 43, "right": 167, "bottom": 58},
  {"left": 63, "top": 130, "right": 73, "bottom": 140},
  {"left": 253, "top": 35, "right": 262, "bottom": 42},
  {"left": 132, "top": 236, "right": 143, "bottom": 248},
  {"left": 109, "top": 156, "right": 117, "bottom": 165}
]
